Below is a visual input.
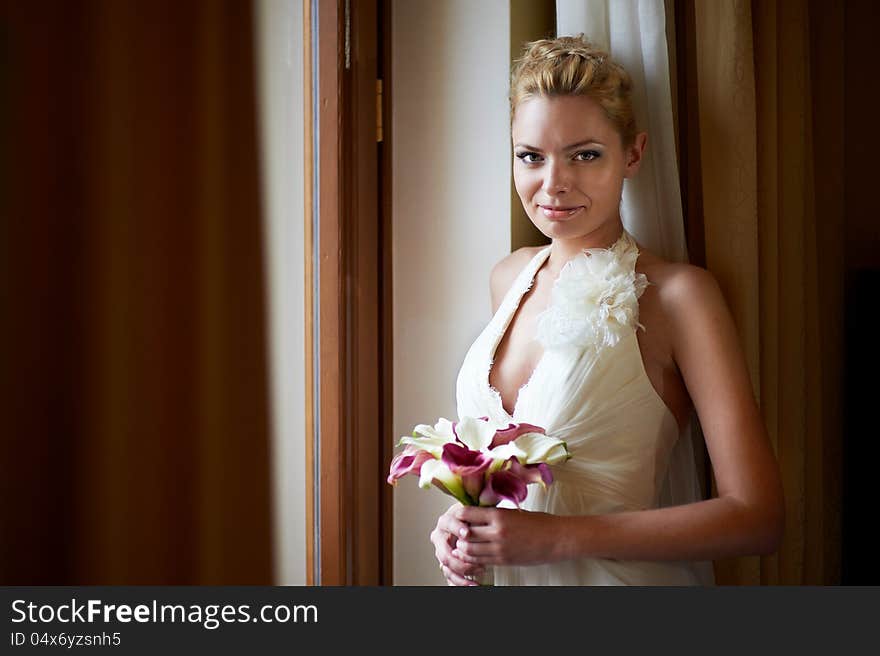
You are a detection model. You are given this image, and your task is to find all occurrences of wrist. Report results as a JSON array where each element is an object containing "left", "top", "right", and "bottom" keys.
[{"left": 553, "top": 513, "right": 595, "bottom": 561}]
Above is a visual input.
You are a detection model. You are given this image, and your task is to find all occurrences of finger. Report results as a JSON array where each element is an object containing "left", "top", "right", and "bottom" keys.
[
  {"left": 438, "top": 513, "right": 473, "bottom": 538},
  {"left": 451, "top": 545, "right": 479, "bottom": 564},
  {"left": 441, "top": 564, "right": 478, "bottom": 587},
  {"left": 454, "top": 505, "right": 492, "bottom": 526},
  {"left": 443, "top": 551, "right": 486, "bottom": 578},
  {"left": 455, "top": 540, "right": 498, "bottom": 560},
  {"left": 456, "top": 525, "right": 492, "bottom": 542},
  {"left": 438, "top": 546, "right": 481, "bottom": 575}
]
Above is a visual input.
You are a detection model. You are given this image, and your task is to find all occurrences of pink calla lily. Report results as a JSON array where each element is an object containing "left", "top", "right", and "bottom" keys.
[
  {"left": 490, "top": 422, "right": 546, "bottom": 448},
  {"left": 441, "top": 442, "right": 494, "bottom": 503},
  {"left": 387, "top": 445, "right": 434, "bottom": 485},
  {"left": 478, "top": 469, "right": 529, "bottom": 507},
  {"left": 506, "top": 457, "right": 554, "bottom": 489}
]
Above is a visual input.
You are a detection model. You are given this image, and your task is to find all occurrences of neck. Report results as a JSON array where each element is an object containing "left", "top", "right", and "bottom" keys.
[{"left": 545, "top": 220, "right": 625, "bottom": 276}]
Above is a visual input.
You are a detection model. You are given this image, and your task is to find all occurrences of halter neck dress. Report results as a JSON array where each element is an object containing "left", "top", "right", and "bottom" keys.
[{"left": 454, "top": 229, "right": 716, "bottom": 586}]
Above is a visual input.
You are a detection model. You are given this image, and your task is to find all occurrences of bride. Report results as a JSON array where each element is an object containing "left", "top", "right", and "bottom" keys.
[{"left": 430, "top": 35, "right": 785, "bottom": 586}]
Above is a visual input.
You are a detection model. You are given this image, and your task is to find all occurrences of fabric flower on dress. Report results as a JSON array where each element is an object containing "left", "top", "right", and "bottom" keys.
[{"left": 535, "top": 232, "right": 650, "bottom": 352}]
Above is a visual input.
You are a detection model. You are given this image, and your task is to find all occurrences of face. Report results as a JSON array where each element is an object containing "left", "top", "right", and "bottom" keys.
[{"left": 511, "top": 94, "right": 647, "bottom": 244}]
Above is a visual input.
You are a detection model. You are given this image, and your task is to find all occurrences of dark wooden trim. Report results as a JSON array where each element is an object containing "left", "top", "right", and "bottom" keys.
[
  {"left": 310, "top": 0, "right": 386, "bottom": 585},
  {"left": 349, "top": 0, "right": 382, "bottom": 586},
  {"left": 378, "top": 0, "right": 394, "bottom": 587},
  {"left": 316, "top": 0, "right": 345, "bottom": 585}
]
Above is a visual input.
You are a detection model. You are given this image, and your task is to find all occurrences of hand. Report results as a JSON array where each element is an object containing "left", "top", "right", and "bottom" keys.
[
  {"left": 450, "top": 505, "right": 563, "bottom": 567},
  {"left": 430, "top": 503, "right": 487, "bottom": 586}
]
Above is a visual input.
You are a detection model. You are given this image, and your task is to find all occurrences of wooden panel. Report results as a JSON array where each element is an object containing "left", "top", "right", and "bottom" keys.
[
  {"left": 309, "top": 0, "right": 387, "bottom": 585},
  {"left": 351, "top": 0, "right": 382, "bottom": 585},
  {"left": 379, "top": 0, "right": 395, "bottom": 587},
  {"left": 316, "top": 0, "right": 345, "bottom": 585}
]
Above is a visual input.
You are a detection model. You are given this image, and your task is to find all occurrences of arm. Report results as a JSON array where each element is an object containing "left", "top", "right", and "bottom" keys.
[{"left": 453, "top": 266, "right": 785, "bottom": 565}]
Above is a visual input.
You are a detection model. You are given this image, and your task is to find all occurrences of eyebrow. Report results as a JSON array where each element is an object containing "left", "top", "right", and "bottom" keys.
[{"left": 514, "top": 139, "right": 605, "bottom": 151}]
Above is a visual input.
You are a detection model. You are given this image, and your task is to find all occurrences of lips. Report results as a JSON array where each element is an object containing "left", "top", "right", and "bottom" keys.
[{"left": 539, "top": 205, "right": 584, "bottom": 220}]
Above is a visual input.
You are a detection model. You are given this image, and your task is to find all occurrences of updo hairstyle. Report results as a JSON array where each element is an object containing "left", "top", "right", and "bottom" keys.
[{"left": 509, "top": 34, "right": 638, "bottom": 147}]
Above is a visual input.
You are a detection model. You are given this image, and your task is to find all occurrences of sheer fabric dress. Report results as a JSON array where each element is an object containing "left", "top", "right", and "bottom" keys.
[{"left": 454, "top": 229, "right": 716, "bottom": 586}]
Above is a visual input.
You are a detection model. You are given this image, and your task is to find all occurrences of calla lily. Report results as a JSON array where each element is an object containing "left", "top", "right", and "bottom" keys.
[
  {"left": 478, "top": 469, "right": 528, "bottom": 507},
  {"left": 506, "top": 457, "right": 553, "bottom": 489},
  {"left": 453, "top": 415, "right": 504, "bottom": 452},
  {"left": 490, "top": 422, "right": 546, "bottom": 448},
  {"left": 504, "top": 431, "right": 570, "bottom": 466},
  {"left": 418, "top": 458, "right": 470, "bottom": 506},
  {"left": 455, "top": 417, "right": 562, "bottom": 468},
  {"left": 398, "top": 417, "right": 457, "bottom": 458},
  {"left": 387, "top": 445, "right": 433, "bottom": 486},
  {"left": 441, "top": 442, "right": 494, "bottom": 503}
]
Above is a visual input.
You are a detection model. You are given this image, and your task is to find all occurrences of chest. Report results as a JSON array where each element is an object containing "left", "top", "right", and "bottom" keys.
[{"left": 487, "top": 267, "right": 691, "bottom": 429}]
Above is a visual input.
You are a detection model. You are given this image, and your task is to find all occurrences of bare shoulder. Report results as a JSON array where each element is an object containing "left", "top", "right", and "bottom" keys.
[
  {"left": 489, "top": 246, "right": 544, "bottom": 314},
  {"left": 636, "top": 245, "right": 751, "bottom": 420},
  {"left": 635, "top": 248, "right": 724, "bottom": 314},
  {"left": 633, "top": 246, "right": 733, "bottom": 375}
]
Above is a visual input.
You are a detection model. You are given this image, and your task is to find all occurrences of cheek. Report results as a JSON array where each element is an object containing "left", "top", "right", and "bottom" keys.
[
  {"left": 513, "top": 169, "right": 540, "bottom": 200},
  {"left": 578, "top": 165, "right": 622, "bottom": 199}
]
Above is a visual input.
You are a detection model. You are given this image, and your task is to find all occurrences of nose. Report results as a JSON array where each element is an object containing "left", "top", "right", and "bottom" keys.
[{"left": 541, "top": 159, "right": 570, "bottom": 195}]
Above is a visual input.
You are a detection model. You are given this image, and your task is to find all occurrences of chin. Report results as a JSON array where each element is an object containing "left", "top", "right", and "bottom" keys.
[{"left": 541, "top": 220, "right": 586, "bottom": 238}]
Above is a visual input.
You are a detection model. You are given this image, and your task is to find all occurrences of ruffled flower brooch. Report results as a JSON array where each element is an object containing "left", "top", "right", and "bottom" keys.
[{"left": 535, "top": 230, "right": 650, "bottom": 352}]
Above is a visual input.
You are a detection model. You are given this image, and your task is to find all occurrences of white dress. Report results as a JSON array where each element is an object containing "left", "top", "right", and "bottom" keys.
[{"left": 454, "top": 229, "right": 716, "bottom": 585}]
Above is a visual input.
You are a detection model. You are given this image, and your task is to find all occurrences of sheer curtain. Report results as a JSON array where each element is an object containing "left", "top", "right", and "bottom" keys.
[{"left": 556, "top": 0, "right": 715, "bottom": 585}]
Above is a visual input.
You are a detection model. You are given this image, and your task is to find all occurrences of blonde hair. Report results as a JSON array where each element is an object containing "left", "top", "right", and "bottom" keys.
[{"left": 510, "top": 34, "right": 638, "bottom": 147}]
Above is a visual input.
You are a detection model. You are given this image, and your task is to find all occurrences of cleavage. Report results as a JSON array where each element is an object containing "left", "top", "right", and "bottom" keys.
[{"left": 489, "top": 283, "right": 547, "bottom": 415}]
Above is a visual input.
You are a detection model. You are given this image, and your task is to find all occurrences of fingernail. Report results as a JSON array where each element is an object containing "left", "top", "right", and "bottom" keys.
[
  {"left": 459, "top": 528, "right": 468, "bottom": 537},
  {"left": 452, "top": 549, "right": 461, "bottom": 557}
]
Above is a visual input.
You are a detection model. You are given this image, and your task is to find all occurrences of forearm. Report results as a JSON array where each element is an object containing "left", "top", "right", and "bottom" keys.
[{"left": 555, "top": 496, "right": 782, "bottom": 563}]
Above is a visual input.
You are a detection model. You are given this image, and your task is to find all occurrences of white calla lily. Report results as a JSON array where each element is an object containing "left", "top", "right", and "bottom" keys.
[
  {"left": 454, "top": 415, "right": 501, "bottom": 452},
  {"left": 397, "top": 417, "right": 457, "bottom": 458},
  {"left": 413, "top": 417, "right": 456, "bottom": 440},
  {"left": 418, "top": 459, "right": 469, "bottom": 505},
  {"left": 508, "top": 432, "right": 570, "bottom": 465},
  {"left": 486, "top": 441, "right": 528, "bottom": 463}
]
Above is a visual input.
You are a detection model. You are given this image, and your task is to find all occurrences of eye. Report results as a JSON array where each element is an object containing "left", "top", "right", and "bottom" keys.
[
  {"left": 515, "top": 151, "right": 543, "bottom": 164},
  {"left": 574, "top": 150, "right": 601, "bottom": 162}
]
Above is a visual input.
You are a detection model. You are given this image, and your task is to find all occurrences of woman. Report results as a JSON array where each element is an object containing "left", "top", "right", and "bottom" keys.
[{"left": 431, "top": 35, "right": 785, "bottom": 586}]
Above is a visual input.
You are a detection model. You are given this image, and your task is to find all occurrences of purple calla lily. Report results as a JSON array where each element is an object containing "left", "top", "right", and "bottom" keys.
[
  {"left": 387, "top": 446, "right": 433, "bottom": 485},
  {"left": 442, "top": 442, "right": 494, "bottom": 503},
  {"left": 490, "top": 422, "right": 546, "bottom": 449},
  {"left": 478, "top": 468, "right": 529, "bottom": 507},
  {"left": 506, "top": 457, "right": 554, "bottom": 489}
]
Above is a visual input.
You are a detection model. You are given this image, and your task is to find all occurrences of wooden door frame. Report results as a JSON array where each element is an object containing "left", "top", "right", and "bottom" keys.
[{"left": 304, "top": 0, "right": 392, "bottom": 585}]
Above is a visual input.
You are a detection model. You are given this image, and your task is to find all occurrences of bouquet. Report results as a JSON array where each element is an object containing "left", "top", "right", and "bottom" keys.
[
  {"left": 387, "top": 415, "right": 569, "bottom": 507},
  {"left": 387, "top": 415, "right": 570, "bottom": 585}
]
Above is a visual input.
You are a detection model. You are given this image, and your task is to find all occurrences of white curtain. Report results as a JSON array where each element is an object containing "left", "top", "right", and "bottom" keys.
[{"left": 557, "top": 0, "right": 715, "bottom": 585}]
